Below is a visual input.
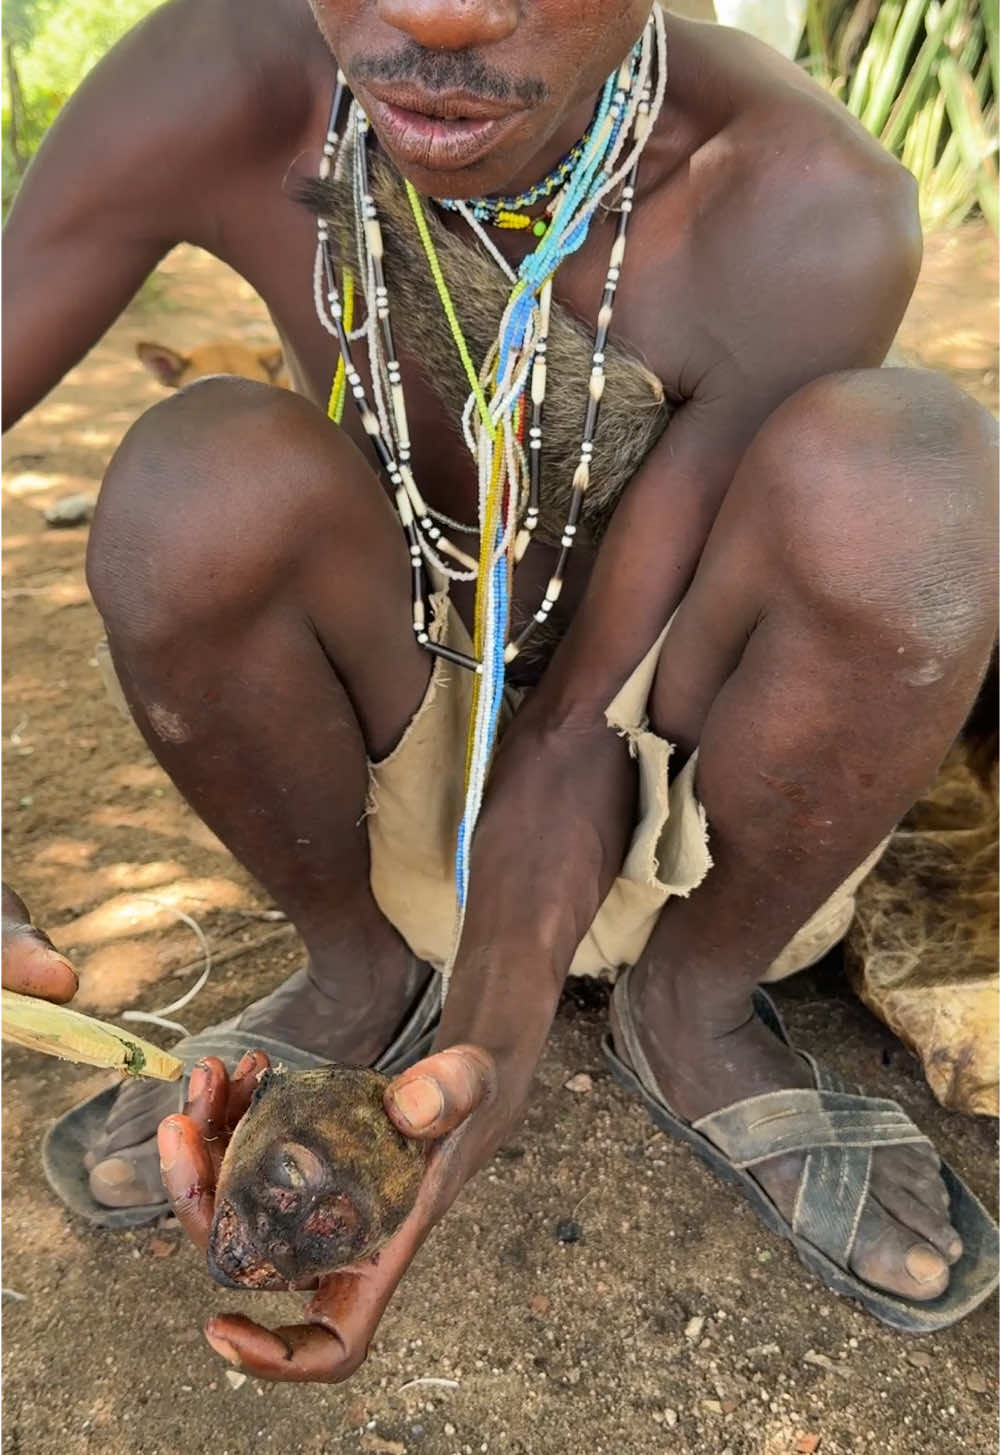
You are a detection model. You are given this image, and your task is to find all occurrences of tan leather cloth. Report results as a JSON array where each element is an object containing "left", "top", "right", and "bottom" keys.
[
  {"left": 366, "top": 597, "right": 882, "bottom": 980},
  {"left": 97, "top": 617, "right": 884, "bottom": 984},
  {"left": 846, "top": 747, "right": 999, "bottom": 1117}
]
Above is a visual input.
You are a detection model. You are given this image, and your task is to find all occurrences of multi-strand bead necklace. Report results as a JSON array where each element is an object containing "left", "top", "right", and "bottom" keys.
[{"left": 313, "top": 5, "right": 668, "bottom": 952}]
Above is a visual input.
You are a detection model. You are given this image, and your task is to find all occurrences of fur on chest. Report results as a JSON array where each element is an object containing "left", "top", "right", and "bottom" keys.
[{"left": 301, "top": 149, "right": 675, "bottom": 547}]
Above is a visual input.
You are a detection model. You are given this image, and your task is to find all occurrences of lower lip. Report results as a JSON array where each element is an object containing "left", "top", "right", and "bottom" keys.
[{"left": 361, "top": 95, "right": 523, "bottom": 174}]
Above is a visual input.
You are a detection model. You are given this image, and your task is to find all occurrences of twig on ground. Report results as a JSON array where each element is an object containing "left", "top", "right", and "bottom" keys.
[{"left": 396, "top": 1377, "right": 460, "bottom": 1393}]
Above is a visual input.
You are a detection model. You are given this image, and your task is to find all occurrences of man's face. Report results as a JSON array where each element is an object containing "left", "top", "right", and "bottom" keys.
[{"left": 309, "top": 1, "right": 652, "bottom": 198}]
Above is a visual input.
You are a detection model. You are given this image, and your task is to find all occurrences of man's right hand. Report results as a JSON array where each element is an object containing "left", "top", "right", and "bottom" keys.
[{"left": 1, "top": 883, "right": 78, "bottom": 1003}]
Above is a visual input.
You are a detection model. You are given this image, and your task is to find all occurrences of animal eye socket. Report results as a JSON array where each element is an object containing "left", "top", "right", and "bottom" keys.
[{"left": 266, "top": 1139, "right": 326, "bottom": 1190}]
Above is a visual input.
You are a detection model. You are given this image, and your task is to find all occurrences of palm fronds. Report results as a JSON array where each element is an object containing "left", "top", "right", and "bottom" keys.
[{"left": 801, "top": 0, "right": 999, "bottom": 232}]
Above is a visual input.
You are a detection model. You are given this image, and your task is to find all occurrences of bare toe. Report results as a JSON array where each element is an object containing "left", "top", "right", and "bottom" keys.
[
  {"left": 89, "top": 1080, "right": 178, "bottom": 1165},
  {"left": 89, "top": 1136, "right": 165, "bottom": 1207},
  {"left": 868, "top": 1177, "right": 962, "bottom": 1263},
  {"left": 850, "top": 1200, "right": 950, "bottom": 1301}
]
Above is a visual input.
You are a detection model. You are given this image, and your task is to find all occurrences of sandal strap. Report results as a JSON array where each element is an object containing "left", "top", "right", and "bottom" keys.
[
  {"left": 691, "top": 1086, "right": 932, "bottom": 1168},
  {"left": 693, "top": 1075, "right": 932, "bottom": 1268},
  {"left": 791, "top": 1143, "right": 874, "bottom": 1266}
]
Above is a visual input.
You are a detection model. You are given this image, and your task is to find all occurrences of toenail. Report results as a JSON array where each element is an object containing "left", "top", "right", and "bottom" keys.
[
  {"left": 188, "top": 1063, "right": 208, "bottom": 1100},
  {"left": 905, "top": 1245, "right": 946, "bottom": 1284},
  {"left": 93, "top": 1158, "right": 134, "bottom": 1187},
  {"left": 948, "top": 1237, "right": 963, "bottom": 1260}
]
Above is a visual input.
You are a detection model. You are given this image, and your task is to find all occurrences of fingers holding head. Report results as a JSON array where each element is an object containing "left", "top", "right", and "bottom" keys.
[
  {"left": 158, "top": 1113, "right": 217, "bottom": 1250},
  {"left": 204, "top": 1312, "right": 361, "bottom": 1384},
  {"left": 385, "top": 1044, "right": 496, "bottom": 1140},
  {"left": 225, "top": 1050, "right": 270, "bottom": 1132}
]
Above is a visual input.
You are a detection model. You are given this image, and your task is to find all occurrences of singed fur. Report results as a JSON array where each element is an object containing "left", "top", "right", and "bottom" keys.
[{"left": 300, "top": 147, "right": 676, "bottom": 549}]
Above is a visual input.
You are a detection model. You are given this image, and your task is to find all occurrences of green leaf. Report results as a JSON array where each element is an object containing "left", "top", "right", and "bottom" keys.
[
  {"left": 847, "top": 1, "right": 905, "bottom": 117},
  {"left": 881, "top": 0, "right": 963, "bottom": 154},
  {"left": 985, "top": 0, "right": 999, "bottom": 101},
  {"left": 862, "top": 0, "right": 935, "bottom": 135},
  {"left": 939, "top": 54, "right": 999, "bottom": 230}
]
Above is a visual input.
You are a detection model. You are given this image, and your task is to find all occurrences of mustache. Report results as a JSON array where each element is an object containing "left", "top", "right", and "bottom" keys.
[{"left": 349, "top": 41, "right": 547, "bottom": 107}]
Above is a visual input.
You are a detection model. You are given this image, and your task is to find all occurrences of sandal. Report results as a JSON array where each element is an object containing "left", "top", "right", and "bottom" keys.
[{"left": 603, "top": 965, "right": 998, "bottom": 1332}]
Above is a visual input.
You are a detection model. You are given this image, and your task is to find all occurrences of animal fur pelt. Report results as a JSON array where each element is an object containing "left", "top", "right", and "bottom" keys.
[{"left": 299, "top": 148, "right": 675, "bottom": 548}]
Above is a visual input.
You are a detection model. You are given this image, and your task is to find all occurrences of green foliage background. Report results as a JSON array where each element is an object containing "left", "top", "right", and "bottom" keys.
[{"left": 3, "top": 0, "right": 159, "bottom": 214}]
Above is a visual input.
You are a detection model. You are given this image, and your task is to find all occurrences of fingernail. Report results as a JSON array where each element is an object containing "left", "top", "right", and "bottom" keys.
[
  {"left": 45, "top": 951, "right": 76, "bottom": 978},
  {"left": 205, "top": 1330, "right": 242, "bottom": 1367},
  {"left": 188, "top": 1062, "right": 209, "bottom": 1100},
  {"left": 391, "top": 1076, "right": 444, "bottom": 1130},
  {"left": 905, "top": 1245, "right": 946, "bottom": 1284},
  {"left": 158, "top": 1119, "right": 181, "bottom": 1173},
  {"left": 25, "top": 944, "right": 77, "bottom": 984},
  {"left": 233, "top": 1052, "right": 257, "bottom": 1080}
]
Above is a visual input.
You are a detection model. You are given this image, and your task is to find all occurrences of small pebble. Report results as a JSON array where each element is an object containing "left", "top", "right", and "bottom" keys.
[
  {"left": 225, "top": 1371, "right": 247, "bottom": 1390},
  {"left": 803, "top": 1350, "right": 849, "bottom": 1377},
  {"left": 555, "top": 1220, "right": 582, "bottom": 1244},
  {"left": 564, "top": 1073, "right": 593, "bottom": 1094},
  {"left": 685, "top": 1316, "right": 705, "bottom": 1342},
  {"left": 43, "top": 493, "right": 97, "bottom": 528},
  {"left": 663, "top": 1409, "right": 678, "bottom": 1428},
  {"left": 966, "top": 1371, "right": 988, "bottom": 1393}
]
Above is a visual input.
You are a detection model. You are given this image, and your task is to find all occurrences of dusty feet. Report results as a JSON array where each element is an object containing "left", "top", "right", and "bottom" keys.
[
  {"left": 619, "top": 965, "right": 963, "bottom": 1303},
  {"left": 86, "top": 951, "right": 434, "bottom": 1209}
]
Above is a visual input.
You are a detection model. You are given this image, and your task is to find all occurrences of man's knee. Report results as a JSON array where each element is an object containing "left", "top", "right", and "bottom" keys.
[
  {"left": 746, "top": 367, "right": 997, "bottom": 661},
  {"left": 87, "top": 378, "right": 364, "bottom": 650}
]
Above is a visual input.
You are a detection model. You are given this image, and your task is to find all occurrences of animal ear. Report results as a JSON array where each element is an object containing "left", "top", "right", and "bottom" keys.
[
  {"left": 136, "top": 341, "right": 189, "bottom": 388},
  {"left": 258, "top": 346, "right": 285, "bottom": 380}
]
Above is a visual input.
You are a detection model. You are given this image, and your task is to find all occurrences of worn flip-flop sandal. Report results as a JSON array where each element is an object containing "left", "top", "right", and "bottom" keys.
[
  {"left": 603, "top": 965, "right": 998, "bottom": 1333},
  {"left": 42, "top": 967, "right": 442, "bottom": 1229}
]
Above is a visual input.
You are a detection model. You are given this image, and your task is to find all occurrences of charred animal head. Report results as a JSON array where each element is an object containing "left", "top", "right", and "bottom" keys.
[{"left": 207, "top": 1064, "right": 424, "bottom": 1290}]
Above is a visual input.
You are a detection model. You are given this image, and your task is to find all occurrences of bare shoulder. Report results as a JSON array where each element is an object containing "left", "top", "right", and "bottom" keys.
[
  {"left": 92, "top": 0, "right": 327, "bottom": 158},
  {"left": 658, "top": 16, "right": 922, "bottom": 355}
]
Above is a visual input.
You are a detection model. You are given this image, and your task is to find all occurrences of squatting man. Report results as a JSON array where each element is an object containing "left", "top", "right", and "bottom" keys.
[{"left": 2, "top": 0, "right": 997, "bottom": 1382}]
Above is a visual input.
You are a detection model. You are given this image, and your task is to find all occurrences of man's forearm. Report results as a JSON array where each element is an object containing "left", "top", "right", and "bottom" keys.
[
  {"left": 448, "top": 400, "right": 754, "bottom": 993},
  {"left": 448, "top": 706, "right": 637, "bottom": 1013}
]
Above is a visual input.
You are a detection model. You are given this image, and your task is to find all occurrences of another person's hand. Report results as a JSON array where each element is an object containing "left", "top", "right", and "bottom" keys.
[
  {"left": 158, "top": 1040, "right": 517, "bottom": 1382},
  {"left": 1, "top": 882, "right": 78, "bottom": 1002}
]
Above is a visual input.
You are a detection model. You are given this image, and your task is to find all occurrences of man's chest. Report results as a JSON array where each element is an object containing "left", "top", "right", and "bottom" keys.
[{"left": 243, "top": 169, "right": 699, "bottom": 521}]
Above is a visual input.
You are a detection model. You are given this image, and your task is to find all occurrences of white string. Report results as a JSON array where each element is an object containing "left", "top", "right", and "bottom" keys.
[
  {"left": 454, "top": 202, "right": 518, "bottom": 282},
  {"left": 121, "top": 900, "right": 214, "bottom": 1037}
]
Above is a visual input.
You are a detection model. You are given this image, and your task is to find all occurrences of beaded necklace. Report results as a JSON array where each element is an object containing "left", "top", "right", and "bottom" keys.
[
  {"left": 313, "top": 6, "right": 667, "bottom": 971},
  {"left": 437, "top": 119, "right": 597, "bottom": 233}
]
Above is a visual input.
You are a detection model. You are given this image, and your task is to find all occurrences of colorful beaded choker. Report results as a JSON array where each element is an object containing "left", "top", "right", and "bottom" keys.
[
  {"left": 313, "top": 6, "right": 668, "bottom": 968},
  {"left": 436, "top": 114, "right": 599, "bottom": 232}
]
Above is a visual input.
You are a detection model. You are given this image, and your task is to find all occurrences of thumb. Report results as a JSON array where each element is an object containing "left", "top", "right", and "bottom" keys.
[
  {"left": 2, "top": 886, "right": 77, "bottom": 1003},
  {"left": 385, "top": 1045, "right": 495, "bottom": 1140}
]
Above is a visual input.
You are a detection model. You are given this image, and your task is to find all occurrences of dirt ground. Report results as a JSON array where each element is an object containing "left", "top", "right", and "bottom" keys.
[{"left": 2, "top": 226, "right": 998, "bottom": 1455}]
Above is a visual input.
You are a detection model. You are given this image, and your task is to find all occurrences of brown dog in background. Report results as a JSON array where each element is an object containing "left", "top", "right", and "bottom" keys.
[{"left": 136, "top": 339, "right": 289, "bottom": 390}]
